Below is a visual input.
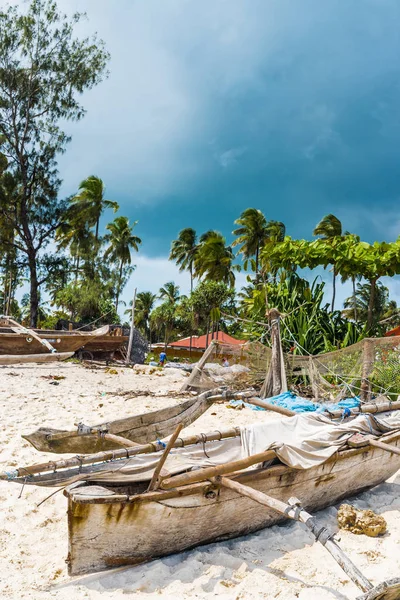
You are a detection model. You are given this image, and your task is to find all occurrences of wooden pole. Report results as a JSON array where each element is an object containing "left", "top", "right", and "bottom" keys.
[
  {"left": 147, "top": 423, "right": 183, "bottom": 491},
  {"left": 125, "top": 287, "right": 137, "bottom": 365},
  {"left": 3, "top": 425, "right": 241, "bottom": 479},
  {"left": 180, "top": 340, "right": 217, "bottom": 392},
  {"left": 369, "top": 438, "right": 400, "bottom": 456},
  {"left": 360, "top": 338, "right": 374, "bottom": 402},
  {"left": 217, "top": 477, "right": 373, "bottom": 594},
  {"left": 160, "top": 448, "right": 276, "bottom": 489},
  {"left": 246, "top": 397, "right": 296, "bottom": 417},
  {"left": 261, "top": 308, "right": 284, "bottom": 399},
  {"left": 4, "top": 316, "right": 57, "bottom": 353}
]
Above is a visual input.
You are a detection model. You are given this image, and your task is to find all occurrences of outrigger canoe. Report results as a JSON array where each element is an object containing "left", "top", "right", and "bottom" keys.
[{"left": 5, "top": 411, "right": 400, "bottom": 581}]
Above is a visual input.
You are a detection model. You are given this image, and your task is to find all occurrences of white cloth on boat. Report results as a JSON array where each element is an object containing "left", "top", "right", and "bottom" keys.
[
  {"left": 240, "top": 410, "right": 400, "bottom": 469},
  {"left": 17, "top": 411, "right": 400, "bottom": 487}
]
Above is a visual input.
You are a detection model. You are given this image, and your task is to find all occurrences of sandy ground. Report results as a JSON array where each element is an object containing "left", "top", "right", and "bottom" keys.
[{"left": 0, "top": 362, "right": 399, "bottom": 600}]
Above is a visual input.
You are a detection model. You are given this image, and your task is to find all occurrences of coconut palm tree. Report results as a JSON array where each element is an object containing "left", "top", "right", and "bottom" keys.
[
  {"left": 56, "top": 219, "right": 96, "bottom": 282},
  {"left": 159, "top": 281, "right": 180, "bottom": 304},
  {"left": 125, "top": 291, "right": 157, "bottom": 339},
  {"left": 313, "top": 214, "right": 343, "bottom": 311},
  {"left": 232, "top": 208, "right": 268, "bottom": 273},
  {"left": 104, "top": 216, "right": 141, "bottom": 310},
  {"left": 70, "top": 176, "right": 119, "bottom": 241},
  {"left": 169, "top": 228, "right": 198, "bottom": 292},
  {"left": 195, "top": 231, "right": 239, "bottom": 286},
  {"left": 343, "top": 282, "right": 397, "bottom": 328}
]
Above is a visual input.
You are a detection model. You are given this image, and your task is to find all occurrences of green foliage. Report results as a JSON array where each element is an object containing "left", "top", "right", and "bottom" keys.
[
  {"left": 0, "top": 0, "right": 110, "bottom": 325},
  {"left": 371, "top": 349, "right": 400, "bottom": 399},
  {"left": 194, "top": 231, "right": 239, "bottom": 286},
  {"left": 241, "top": 274, "right": 363, "bottom": 354}
]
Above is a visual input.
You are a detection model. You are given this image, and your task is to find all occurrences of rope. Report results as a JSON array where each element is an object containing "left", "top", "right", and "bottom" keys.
[{"left": 74, "top": 308, "right": 116, "bottom": 331}]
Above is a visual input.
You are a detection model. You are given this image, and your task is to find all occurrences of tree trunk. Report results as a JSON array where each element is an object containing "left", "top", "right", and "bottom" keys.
[
  {"left": 190, "top": 264, "right": 193, "bottom": 293},
  {"left": 95, "top": 219, "right": 99, "bottom": 241},
  {"left": 28, "top": 249, "right": 39, "bottom": 327},
  {"left": 115, "top": 260, "right": 123, "bottom": 311},
  {"left": 367, "top": 278, "right": 377, "bottom": 331},
  {"left": 331, "top": 267, "right": 336, "bottom": 312},
  {"left": 255, "top": 244, "right": 259, "bottom": 274},
  {"left": 352, "top": 276, "right": 357, "bottom": 321},
  {"left": 75, "top": 255, "right": 80, "bottom": 283}
]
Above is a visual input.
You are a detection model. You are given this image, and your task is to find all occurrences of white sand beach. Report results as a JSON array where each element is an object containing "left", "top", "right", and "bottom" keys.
[{"left": 0, "top": 362, "right": 399, "bottom": 600}]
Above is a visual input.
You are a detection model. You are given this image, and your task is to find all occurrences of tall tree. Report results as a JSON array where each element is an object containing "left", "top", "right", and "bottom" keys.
[
  {"left": 195, "top": 231, "right": 239, "bottom": 286},
  {"left": 69, "top": 176, "right": 119, "bottom": 242},
  {"left": 104, "top": 216, "right": 141, "bottom": 311},
  {"left": 55, "top": 218, "right": 95, "bottom": 282},
  {"left": 313, "top": 214, "right": 343, "bottom": 311},
  {"left": 159, "top": 281, "right": 180, "bottom": 304},
  {"left": 132, "top": 291, "right": 157, "bottom": 339},
  {"left": 0, "top": 0, "right": 109, "bottom": 325},
  {"left": 343, "top": 282, "right": 397, "bottom": 328},
  {"left": 232, "top": 208, "right": 268, "bottom": 273},
  {"left": 169, "top": 227, "right": 198, "bottom": 292}
]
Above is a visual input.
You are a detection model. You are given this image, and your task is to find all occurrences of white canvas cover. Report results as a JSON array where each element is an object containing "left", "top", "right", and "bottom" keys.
[{"left": 241, "top": 411, "right": 400, "bottom": 470}]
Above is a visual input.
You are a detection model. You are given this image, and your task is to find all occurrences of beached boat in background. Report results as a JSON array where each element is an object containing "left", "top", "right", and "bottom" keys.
[
  {"left": 0, "top": 323, "right": 109, "bottom": 355},
  {"left": 0, "top": 352, "right": 74, "bottom": 365}
]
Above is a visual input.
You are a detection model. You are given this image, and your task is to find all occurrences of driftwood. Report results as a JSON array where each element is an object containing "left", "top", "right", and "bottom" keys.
[
  {"left": 217, "top": 478, "right": 400, "bottom": 599},
  {"left": 147, "top": 424, "right": 183, "bottom": 491}
]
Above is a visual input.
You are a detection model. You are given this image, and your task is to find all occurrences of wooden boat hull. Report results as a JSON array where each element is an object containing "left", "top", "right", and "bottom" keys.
[
  {"left": 23, "top": 396, "right": 213, "bottom": 453},
  {"left": 0, "top": 352, "right": 73, "bottom": 365},
  {"left": 0, "top": 325, "right": 109, "bottom": 355},
  {"left": 82, "top": 336, "right": 128, "bottom": 353},
  {"left": 65, "top": 430, "right": 400, "bottom": 576}
]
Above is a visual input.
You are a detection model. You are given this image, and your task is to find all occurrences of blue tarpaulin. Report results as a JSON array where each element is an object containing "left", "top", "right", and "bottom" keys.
[{"left": 229, "top": 391, "right": 361, "bottom": 413}]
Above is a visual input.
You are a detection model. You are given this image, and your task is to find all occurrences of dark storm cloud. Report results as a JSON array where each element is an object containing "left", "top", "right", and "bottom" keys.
[{"left": 55, "top": 0, "right": 400, "bottom": 255}]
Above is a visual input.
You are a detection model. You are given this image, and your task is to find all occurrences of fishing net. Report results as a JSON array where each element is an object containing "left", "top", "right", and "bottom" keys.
[{"left": 184, "top": 336, "right": 400, "bottom": 402}]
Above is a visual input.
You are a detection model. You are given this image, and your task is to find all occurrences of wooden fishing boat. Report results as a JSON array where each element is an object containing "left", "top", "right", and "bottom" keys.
[
  {"left": 23, "top": 390, "right": 217, "bottom": 453},
  {"left": 0, "top": 352, "right": 73, "bottom": 365},
  {"left": 0, "top": 323, "right": 109, "bottom": 355},
  {"left": 81, "top": 333, "right": 128, "bottom": 355},
  {"left": 63, "top": 426, "right": 400, "bottom": 576},
  {"left": 7, "top": 410, "right": 400, "bottom": 578}
]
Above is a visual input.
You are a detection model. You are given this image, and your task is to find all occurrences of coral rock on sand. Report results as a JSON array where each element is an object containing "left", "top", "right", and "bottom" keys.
[{"left": 337, "top": 503, "right": 387, "bottom": 537}]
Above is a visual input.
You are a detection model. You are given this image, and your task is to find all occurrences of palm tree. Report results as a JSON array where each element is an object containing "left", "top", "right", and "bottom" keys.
[
  {"left": 232, "top": 208, "right": 268, "bottom": 273},
  {"left": 159, "top": 281, "right": 180, "bottom": 304},
  {"left": 104, "top": 216, "right": 141, "bottom": 310},
  {"left": 56, "top": 219, "right": 96, "bottom": 282},
  {"left": 195, "top": 230, "right": 239, "bottom": 286},
  {"left": 125, "top": 291, "right": 156, "bottom": 339},
  {"left": 313, "top": 214, "right": 343, "bottom": 311},
  {"left": 70, "top": 176, "right": 119, "bottom": 241},
  {"left": 169, "top": 228, "right": 198, "bottom": 292},
  {"left": 343, "top": 282, "right": 397, "bottom": 328}
]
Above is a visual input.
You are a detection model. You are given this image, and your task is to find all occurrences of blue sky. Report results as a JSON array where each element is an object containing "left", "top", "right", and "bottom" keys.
[{"left": 25, "top": 0, "right": 400, "bottom": 310}]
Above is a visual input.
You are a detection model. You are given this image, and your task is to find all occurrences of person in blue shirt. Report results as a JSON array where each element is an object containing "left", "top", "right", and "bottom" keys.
[{"left": 159, "top": 351, "right": 167, "bottom": 366}]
